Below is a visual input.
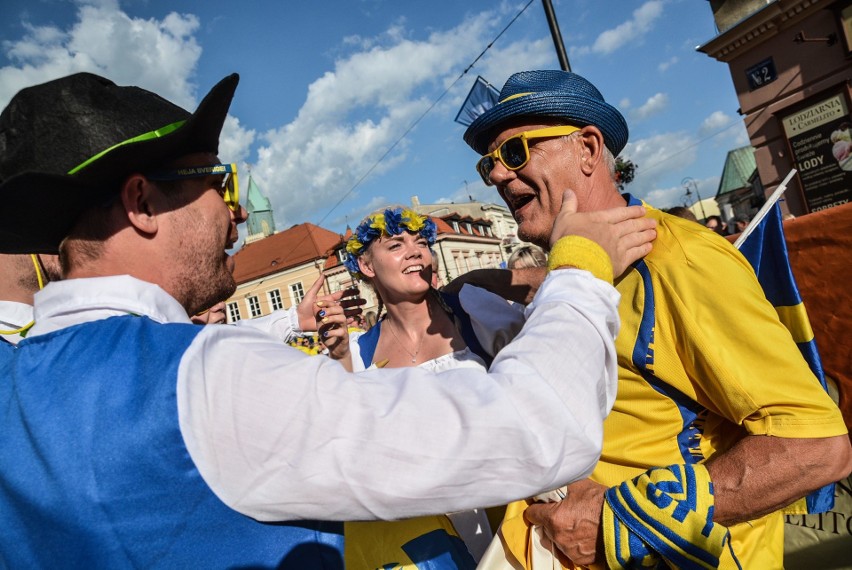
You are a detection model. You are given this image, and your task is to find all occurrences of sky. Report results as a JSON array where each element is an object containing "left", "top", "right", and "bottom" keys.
[{"left": 0, "top": 0, "right": 749, "bottom": 246}]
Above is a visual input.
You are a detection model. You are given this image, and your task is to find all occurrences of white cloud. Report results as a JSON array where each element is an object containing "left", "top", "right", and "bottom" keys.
[
  {"left": 620, "top": 130, "right": 698, "bottom": 197},
  {"left": 697, "top": 110, "right": 750, "bottom": 148},
  {"left": 591, "top": 0, "right": 664, "bottom": 55},
  {"left": 220, "top": 115, "right": 256, "bottom": 166},
  {"left": 470, "top": 37, "right": 554, "bottom": 93},
  {"left": 0, "top": 0, "right": 202, "bottom": 110},
  {"left": 699, "top": 110, "right": 732, "bottom": 136},
  {"left": 733, "top": 126, "right": 750, "bottom": 147},
  {"left": 619, "top": 97, "right": 631, "bottom": 109},
  {"left": 658, "top": 56, "right": 678, "bottom": 72},
  {"left": 644, "top": 184, "right": 688, "bottom": 209},
  {"left": 631, "top": 92, "right": 669, "bottom": 121},
  {"left": 0, "top": 1, "right": 257, "bottom": 179},
  {"left": 252, "top": 12, "right": 507, "bottom": 228}
]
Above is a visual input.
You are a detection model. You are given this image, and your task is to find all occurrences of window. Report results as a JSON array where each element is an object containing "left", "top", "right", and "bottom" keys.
[
  {"left": 247, "top": 296, "right": 262, "bottom": 318},
  {"left": 465, "top": 222, "right": 473, "bottom": 234},
  {"left": 227, "top": 302, "right": 241, "bottom": 322},
  {"left": 289, "top": 282, "right": 305, "bottom": 305},
  {"left": 485, "top": 226, "right": 493, "bottom": 237},
  {"left": 451, "top": 220, "right": 460, "bottom": 233},
  {"left": 337, "top": 249, "right": 347, "bottom": 263},
  {"left": 268, "top": 289, "right": 284, "bottom": 311}
]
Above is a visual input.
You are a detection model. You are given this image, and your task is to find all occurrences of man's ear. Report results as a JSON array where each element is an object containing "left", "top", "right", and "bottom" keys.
[
  {"left": 358, "top": 256, "right": 376, "bottom": 279},
  {"left": 576, "top": 126, "right": 606, "bottom": 176},
  {"left": 120, "top": 174, "right": 159, "bottom": 236}
]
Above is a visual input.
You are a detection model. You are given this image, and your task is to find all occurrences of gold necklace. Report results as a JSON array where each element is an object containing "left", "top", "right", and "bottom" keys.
[{"left": 384, "top": 318, "right": 425, "bottom": 364}]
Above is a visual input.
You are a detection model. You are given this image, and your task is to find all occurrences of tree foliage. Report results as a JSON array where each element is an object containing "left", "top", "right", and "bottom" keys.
[{"left": 614, "top": 156, "right": 637, "bottom": 191}]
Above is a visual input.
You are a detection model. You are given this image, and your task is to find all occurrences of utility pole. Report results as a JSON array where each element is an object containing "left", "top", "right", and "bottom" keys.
[{"left": 541, "top": 0, "right": 571, "bottom": 72}]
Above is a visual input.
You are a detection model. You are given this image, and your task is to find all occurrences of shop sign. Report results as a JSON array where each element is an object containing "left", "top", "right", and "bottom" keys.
[{"left": 782, "top": 94, "right": 852, "bottom": 212}]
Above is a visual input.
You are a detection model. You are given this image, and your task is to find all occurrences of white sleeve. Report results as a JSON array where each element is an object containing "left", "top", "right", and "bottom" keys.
[
  {"left": 457, "top": 284, "right": 526, "bottom": 356},
  {"left": 233, "top": 306, "right": 300, "bottom": 343},
  {"left": 177, "top": 268, "right": 620, "bottom": 522}
]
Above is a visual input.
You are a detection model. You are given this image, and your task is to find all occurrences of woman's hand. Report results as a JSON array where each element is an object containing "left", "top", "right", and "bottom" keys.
[
  {"left": 298, "top": 273, "right": 365, "bottom": 331},
  {"left": 315, "top": 296, "right": 354, "bottom": 372}
]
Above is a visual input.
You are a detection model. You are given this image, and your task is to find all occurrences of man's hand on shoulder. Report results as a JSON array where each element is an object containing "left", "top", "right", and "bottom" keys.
[
  {"left": 550, "top": 189, "right": 656, "bottom": 276},
  {"left": 441, "top": 267, "right": 546, "bottom": 305},
  {"left": 525, "top": 478, "right": 607, "bottom": 567}
]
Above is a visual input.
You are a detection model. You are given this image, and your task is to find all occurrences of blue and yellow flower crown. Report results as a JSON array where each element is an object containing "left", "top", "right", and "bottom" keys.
[{"left": 344, "top": 207, "right": 438, "bottom": 278}]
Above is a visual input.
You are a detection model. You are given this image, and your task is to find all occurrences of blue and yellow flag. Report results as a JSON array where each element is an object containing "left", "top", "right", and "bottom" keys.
[
  {"left": 454, "top": 76, "right": 500, "bottom": 127},
  {"left": 737, "top": 203, "right": 834, "bottom": 513}
]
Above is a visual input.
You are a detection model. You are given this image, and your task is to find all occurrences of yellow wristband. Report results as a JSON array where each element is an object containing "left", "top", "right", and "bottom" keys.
[{"left": 547, "top": 236, "right": 613, "bottom": 284}]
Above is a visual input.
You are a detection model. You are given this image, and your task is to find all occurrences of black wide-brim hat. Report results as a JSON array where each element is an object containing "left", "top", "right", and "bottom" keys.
[
  {"left": 463, "top": 70, "right": 628, "bottom": 157},
  {"left": 0, "top": 72, "right": 239, "bottom": 253}
]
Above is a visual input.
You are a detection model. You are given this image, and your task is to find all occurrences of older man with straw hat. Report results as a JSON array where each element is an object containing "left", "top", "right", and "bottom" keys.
[{"left": 463, "top": 69, "right": 850, "bottom": 570}]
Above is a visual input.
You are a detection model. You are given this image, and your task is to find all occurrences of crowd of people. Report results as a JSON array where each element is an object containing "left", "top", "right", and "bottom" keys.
[
  {"left": 0, "top": 65, "right": 849, "bottom": 570},
  {"left": 663, "top": 207, "right": 754, "bottom": 236}
]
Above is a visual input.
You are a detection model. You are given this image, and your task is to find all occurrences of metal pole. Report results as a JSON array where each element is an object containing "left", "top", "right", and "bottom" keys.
[
  {"left": 695, "top": 186, "right": 707, "bottom": 219},
  {"left": 438, "top": 241, "right": 452, "bottom": 284},
  {"left": 682, "top": 177, "right": 708, "bottom": 220},
  {"left": 541, "top": 0, "right": 571, "bottom": 72}
]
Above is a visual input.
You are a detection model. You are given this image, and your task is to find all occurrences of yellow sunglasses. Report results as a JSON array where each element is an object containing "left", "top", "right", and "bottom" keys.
[
  {"left": 147, "top": 163, "right": 240, "bottom": 211},
  {"left": 476, "top": 125, "right": 580, "bottom": 186}
]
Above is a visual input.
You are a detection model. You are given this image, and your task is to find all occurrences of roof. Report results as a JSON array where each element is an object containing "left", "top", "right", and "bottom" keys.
[
  {"left": 433, "top": 216, "right": 496, "bottom": 239},
  {"left": 232, "top": 222, "right": 342, "bottom": 284},
  {"left": 717, "top": 146, "right": 757, "bottom": 197}
]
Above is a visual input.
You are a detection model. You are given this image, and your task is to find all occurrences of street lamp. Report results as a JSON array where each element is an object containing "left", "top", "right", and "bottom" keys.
[{"left": 681, "top": 177, "right": 707, "bottom": 220}]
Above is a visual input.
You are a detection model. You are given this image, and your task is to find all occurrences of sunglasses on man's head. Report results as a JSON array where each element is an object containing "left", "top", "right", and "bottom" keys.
[
  {"left": 475, "top": 125, "right": 580, "bottom": 186},
  {"left": 146, "top": 163, "right": 240, "bottom": 211}
]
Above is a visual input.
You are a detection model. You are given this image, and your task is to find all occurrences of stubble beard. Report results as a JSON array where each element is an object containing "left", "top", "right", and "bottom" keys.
[
  {"left": 177, "top": 255, "right": 236, "bottom": 317},
  {"left": 515, "top": 213, "right": 553, "bottom": 251},
  {"left": 172, "top": 208, "right": 237, "bottom": 317}
]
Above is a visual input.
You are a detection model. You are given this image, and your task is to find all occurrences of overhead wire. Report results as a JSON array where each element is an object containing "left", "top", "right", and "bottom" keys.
[{"left": 312, "top": 0, "right": 535, "bottom": 228}]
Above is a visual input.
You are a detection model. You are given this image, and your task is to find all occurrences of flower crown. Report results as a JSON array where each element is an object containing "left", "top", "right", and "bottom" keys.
[{"left": 344, "top": 207, "right": 438, "bottom": 278}]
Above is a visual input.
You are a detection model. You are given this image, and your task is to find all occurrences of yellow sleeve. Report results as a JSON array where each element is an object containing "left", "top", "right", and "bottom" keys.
[{"left": 648, "top": 225, "right": 845, "bottom": 439}]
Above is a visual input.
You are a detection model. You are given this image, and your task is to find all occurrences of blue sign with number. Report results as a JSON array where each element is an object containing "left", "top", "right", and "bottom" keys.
[{"left": 746, "top": 57, "right": 777, "bottom": 90}]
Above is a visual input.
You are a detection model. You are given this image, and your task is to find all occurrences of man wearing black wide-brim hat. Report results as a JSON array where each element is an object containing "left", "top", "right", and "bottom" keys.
[
  {"left": 0, "top": 72, "right": 659, "bottom": 568},
  {"left": 463, "top": 69, "right": 850, "bottom": 569}
]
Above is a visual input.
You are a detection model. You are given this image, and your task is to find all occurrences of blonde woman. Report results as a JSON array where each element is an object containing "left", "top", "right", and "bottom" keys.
[
  {"left": 316, "top": 207, "right": 525, "bottom": 569},
  {"left": 506, "top": 244, "right": 548, "bottom": 270}
]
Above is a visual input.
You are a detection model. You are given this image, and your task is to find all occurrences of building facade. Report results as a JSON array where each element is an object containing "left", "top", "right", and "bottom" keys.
[
  {"left": 716, "top": 145, "right": 765, "bottom": 222},
  {"left": 225, "top": 223, "right": 341, "bottom": 324},
  {"left": 699, "top": 0, "right": 852, "bottom": 215},
  {"left": 409, "top": 197, "right": 524, "bottom": 256}
]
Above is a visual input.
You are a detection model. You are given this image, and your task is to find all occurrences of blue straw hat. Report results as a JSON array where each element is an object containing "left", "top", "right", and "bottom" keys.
[{"left": 463, "top": 70, "right": 628, "bottom": 156}]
